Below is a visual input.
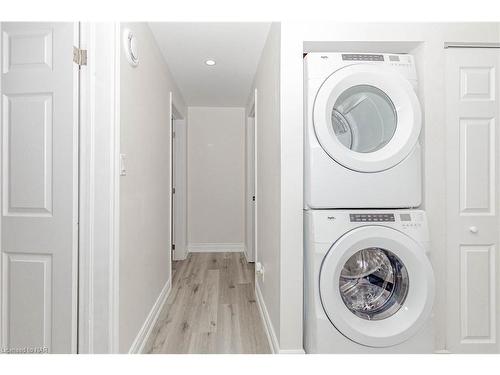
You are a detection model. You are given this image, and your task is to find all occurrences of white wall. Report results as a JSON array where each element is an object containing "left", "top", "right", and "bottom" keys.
[
  {"left": 119, "top": 22, "right": 185, "bottom": 353},
  {"left": 187, "top": 106, "right": 246, "bottom": 250},
  {"left": 248, "top": 23, "right": 283, "bottom": 351},
  {"left": 280, "top": 22, "right": 500, "bottom": 352}
]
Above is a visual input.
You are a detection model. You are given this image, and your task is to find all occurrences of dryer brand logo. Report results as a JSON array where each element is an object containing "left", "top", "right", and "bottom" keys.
[{"left": 327, "top": 216, "right": 336, "bottom": 221}]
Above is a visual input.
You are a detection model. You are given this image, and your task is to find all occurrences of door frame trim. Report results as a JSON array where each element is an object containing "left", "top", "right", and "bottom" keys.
[
  {"left": 253, "top": 89, "right": 258, "bottom": 267},
  {"left": 71, "top": 20, "right": 80, "bottom": 355},
  {"left": 246, "top": 89, "right": 259, "bottom": 267},
  {"left": 245, "top": 91, "right": 258, "bottom": 263},
  {"left": 78, "top": 22, "right": 121, "bottom": 353},
  {"left": 169, "top": 100, "right": 186, "bottom": 262},
  {"left": 444, "top": 42, "right": 500, "bottom": 49},
  {"left": 169, "top": 92, "right": 173, "bottom": 288}
]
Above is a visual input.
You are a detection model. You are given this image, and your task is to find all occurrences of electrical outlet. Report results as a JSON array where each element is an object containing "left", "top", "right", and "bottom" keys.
[
  {"left": 255, "top": 262, "right": 265, "bottom": 282},
  {"left": 119, "top": 154, "right": 127, "bottom": 176}
]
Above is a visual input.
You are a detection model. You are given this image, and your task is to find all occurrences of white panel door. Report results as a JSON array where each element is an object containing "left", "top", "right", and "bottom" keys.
[
  {"left": 446, "top": 47, "right": 500, "bottom": 353},
  {"left": 0, "top": 22, "right": 78, "bottom": 353}
]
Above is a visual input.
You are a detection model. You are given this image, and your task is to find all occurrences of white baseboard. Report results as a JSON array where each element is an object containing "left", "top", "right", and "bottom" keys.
[
  {"left": 242, "top": 246, "right": 255, "bottom": 263},
  {"left": 255, "top": 282, "right": 305, "bottom": 354},
  {"left": 128, "top": 279, "right": 171, "bottom": 354},
  {"left": 187, "top": 242, "right": 245, "bottom": 253},
  {"left": 242, "top": 246, "right": 250, "bottom": 262},
  {"left": 255, "top": 282, "right": 280, "bottom": 354}
]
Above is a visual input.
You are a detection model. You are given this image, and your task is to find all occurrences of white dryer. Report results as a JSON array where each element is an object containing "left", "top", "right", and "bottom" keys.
[
  {"left": 304, "top": 52, "right": 423, "bottom": 209},
  {"left": 304, "top": 209, "right": 435, "bottom": 353}
]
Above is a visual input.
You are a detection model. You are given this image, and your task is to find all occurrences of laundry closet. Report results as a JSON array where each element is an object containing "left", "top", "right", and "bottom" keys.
[{"left": 291, "top": 25, "right": 500, "bottom": 354}]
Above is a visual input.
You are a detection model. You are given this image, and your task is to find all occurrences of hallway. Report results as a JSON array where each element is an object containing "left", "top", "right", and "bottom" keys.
[{"left": 145, "top": 253, "right": 271, "bottom": 354}]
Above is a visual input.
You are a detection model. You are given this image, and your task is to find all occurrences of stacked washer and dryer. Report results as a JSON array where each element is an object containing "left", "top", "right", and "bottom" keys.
[{"left": 304, "top": 53, "right": 436, "bottom": 353}]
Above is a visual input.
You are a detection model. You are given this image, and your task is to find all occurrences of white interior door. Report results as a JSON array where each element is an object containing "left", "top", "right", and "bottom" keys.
[
  {"left": 446, "top": 47, "right": 500, "bottom": 353},
  {"left": 0, "top": 22, "right": 79, "bottom": 353}
]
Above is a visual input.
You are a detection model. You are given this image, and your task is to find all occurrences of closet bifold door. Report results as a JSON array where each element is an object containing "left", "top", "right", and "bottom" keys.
[{"left": 445, "top": 46, "right": 500, "bottom": 354}]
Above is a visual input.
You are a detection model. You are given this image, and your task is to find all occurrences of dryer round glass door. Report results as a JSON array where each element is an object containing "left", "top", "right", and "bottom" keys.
[
  {"left": 319, "top": 226, "right": 434, "bottom": 348},
  {"left": 331, "top": 85, "right": 397, "bottom": 153},
  {"left": 313, "top": 64, "right": 422, "bottom": 172}
]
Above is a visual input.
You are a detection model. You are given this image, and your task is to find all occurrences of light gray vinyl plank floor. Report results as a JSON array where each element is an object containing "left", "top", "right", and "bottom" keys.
[{"left": 146, "top": 252, "right": 271, "bottom": 354}]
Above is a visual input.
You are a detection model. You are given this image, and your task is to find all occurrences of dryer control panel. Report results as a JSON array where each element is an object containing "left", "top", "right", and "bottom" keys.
[
  {"left": 341, "top": 53, "right": 384, "bottom": 61},
  {"left": 304, "top": 52, "right": 418, "bottom": 87}
]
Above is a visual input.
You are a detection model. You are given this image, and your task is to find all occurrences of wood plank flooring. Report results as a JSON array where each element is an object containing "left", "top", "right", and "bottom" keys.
[{"left": 145, "top": 252, "right": 271, "bottom": 354}]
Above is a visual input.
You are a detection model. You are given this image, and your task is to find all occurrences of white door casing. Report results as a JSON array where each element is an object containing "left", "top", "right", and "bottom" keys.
[
  {"left": 313, "top": 64, "right": 422, "bottom": 172},
  {"left": 77, "top": 21, "right": 121, "bottom": 354},
  {"left": 245, "top": 113, "right": 255, "bottom": 263},
  {"left": 446, "top": 47, "right": 500, "bottom": 353},
  {"left": 173, "top": 117, "right": 187, "bottom": 261},
  {"left": 171, "top": 113, "right": 175, "bottom": 263},
  {"left": 0, "top": 22, "right": 79, "bottom": 353},
  {"left": 319, "top": 226, "right": 434, "bottom": 348},
  {"left": 253, "top": 90, "right": 258, "bottom": 268}
]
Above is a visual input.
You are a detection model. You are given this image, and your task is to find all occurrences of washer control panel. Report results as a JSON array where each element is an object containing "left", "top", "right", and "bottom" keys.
[
  {"left": 307, "top": 210, "right": 429, "bottom": 244},
  {"left": 400, "top": 212, "right": 424, "bottom": 229},
  {"left": 350, "top": 213, "right": 395, "bottom": 222}
]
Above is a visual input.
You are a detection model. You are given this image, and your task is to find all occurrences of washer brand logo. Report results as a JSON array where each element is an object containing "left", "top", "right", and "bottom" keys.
[{"left": 327, "top": 216, "right": 336, "bottom": 220}]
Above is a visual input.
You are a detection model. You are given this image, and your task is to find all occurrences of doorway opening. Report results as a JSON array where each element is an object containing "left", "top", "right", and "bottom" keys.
[{"left": 143, "top": 23, "right": 271, "bottom": 354}]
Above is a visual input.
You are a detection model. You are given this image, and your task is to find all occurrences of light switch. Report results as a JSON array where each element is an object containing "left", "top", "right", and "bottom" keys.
[{"left": 120, "top": 154, "right": 127, "bottom": 176}]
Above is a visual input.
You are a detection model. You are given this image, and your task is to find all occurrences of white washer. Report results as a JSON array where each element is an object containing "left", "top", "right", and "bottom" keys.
[
  {"left": 304, "top": 209, "right": 435, "bottom": 353},
  {"left": 304, "top": 52, "right": 422, "bottom": 209}
]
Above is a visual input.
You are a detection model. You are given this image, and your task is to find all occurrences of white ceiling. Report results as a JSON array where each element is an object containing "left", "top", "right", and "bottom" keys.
[{"left": 149, "top": 22, "right": 271, "bottom": 107}]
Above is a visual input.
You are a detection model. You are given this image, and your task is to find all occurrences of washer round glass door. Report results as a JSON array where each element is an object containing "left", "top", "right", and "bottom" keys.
[
  {"left": 319, "top": 226, "right": 434, "bottom": 348},
  {"left": 313, "top": 64, "right": 422, "bottom": 172},
  {"left": 339, "top": 247, "right": 409, "bottom": 321}
]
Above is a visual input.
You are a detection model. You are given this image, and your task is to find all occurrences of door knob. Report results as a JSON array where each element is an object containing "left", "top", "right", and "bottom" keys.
[{"left": 469, "top": 226, "right": 478, "bottom": 234}]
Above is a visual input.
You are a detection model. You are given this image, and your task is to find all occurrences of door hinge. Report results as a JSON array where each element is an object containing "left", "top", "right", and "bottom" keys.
[
  {"left": 172, "top": 187, "right": 176, "bottom": 194},
  {"left": 172, "top": 244, "right": 176, "bottom": 250},
  {"left": 73, "top": 46, "right": 87, "bottom": 66}
]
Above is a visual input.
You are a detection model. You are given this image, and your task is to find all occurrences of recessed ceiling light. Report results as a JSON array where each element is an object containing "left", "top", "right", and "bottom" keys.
[{"left": 205, "top": 59, "right": 216, "bottom": 66}]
